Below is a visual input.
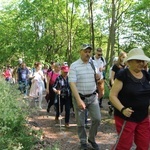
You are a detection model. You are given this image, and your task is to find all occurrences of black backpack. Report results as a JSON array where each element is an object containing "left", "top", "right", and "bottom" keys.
[{"left": 92, "top": 56, "right": 104, "bottom": 62}]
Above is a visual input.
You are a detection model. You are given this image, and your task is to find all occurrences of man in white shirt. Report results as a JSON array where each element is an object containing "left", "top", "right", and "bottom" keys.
[{"left": 92, "top": 48, "right": 106, "bottom": 108}]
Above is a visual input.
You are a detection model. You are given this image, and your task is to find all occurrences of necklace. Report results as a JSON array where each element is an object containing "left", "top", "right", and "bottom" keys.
[{"left": 129, "top": 69, "right": 143, "bottom": 79}]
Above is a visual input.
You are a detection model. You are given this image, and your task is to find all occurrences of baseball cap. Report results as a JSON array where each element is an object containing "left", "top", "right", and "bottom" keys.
[
  {"left": 61, "top": 66, "right": 69, "bottom": 72},
  {"left": 80, "top": 44, "right": 92, "bottom": 50}
]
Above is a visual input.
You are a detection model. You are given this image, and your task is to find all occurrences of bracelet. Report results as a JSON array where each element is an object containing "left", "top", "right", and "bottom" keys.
[{"left": 120, "top": 107, "right": 126, "bottom": 114}]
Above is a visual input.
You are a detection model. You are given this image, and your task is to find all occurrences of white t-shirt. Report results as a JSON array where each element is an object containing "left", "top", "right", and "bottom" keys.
[{"left": 92, "top": 56, "right": 105, "bottom": 79}]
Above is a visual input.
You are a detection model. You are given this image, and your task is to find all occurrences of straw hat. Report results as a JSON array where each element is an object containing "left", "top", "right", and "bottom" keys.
[{"left": 124, "top": 48, "right": 150, "bottom": 62}]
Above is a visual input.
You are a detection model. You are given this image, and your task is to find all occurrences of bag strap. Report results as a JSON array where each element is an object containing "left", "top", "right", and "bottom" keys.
[{"left": 89, "top": 60, "right": 97, "bottom": 85}]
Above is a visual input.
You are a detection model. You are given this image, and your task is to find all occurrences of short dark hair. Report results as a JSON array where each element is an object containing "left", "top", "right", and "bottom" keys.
[{"left": 96, "top": 48, "right": 102, "bottom": 52}]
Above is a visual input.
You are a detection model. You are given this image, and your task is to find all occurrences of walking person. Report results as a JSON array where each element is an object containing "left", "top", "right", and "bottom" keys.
[
  {"left": 2, "top": 65, "right": 12, "bottom": 82},
  {"left": 92, "top": 47, "right": 106, "bottom": 108},
  {"left": 53, "top": 65, "right": 72, "bottom": 128},
  {"left": 109, "top": 48, "right": 150, "bottom": 150},
  {"left": 29, "top": 62, "right": 45, "bottom": 109},
  {"left": 110, "top": 51, "right": 127, "bottom": 86},
  {"left": 17, "top": 62, "right": 29, "bottom": 98},
  {"left": 46, "top": 62, "right": 61, "bottom": 113},
  {"left": 68, "top": 44, "right": 101, "bottom": 150}
]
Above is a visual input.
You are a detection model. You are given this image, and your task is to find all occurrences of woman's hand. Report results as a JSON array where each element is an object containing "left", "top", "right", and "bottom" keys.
[
  {"left": 46, "top": 89, "right": 49, "bottom": 94},
  {"left": 122, "top": 108, "right": 134, "bottom": 117}
]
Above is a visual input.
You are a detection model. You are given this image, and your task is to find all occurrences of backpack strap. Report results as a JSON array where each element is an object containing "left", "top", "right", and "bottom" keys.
[
  {"left": 89, "top": 60, "right": 97, "bottom": 85},
  {"left": 101, "top": 57, "right": 104, "bottom": 62}
]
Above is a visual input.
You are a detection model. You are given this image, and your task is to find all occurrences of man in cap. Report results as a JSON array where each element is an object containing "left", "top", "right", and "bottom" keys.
[{"left": 68, "top": 44, "right": 101, "bottom": 150}]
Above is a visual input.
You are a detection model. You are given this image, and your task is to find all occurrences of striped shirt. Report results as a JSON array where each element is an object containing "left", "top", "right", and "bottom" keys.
[{"left": 68, "top": 58, "right": 98, "bottom": 95}]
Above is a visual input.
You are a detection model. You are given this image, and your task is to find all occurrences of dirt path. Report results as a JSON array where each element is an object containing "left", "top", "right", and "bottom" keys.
[{"left": 27, "top": 97, "right": 117, "bottom": 150}]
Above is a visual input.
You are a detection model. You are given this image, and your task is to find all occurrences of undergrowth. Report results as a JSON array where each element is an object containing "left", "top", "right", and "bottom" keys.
[{"left": 0, "top": 78, "right": 39, "bottom": 150}]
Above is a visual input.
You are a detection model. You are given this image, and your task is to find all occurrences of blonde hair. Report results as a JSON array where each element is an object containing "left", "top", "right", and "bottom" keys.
[{"left": 116, "top": 51, "right": 126, "bottom": 66}]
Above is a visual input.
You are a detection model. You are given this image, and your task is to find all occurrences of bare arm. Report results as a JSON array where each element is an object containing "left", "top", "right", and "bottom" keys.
[
  {"left": 46, "top": 75, "right": 50, "bottom": 93},
  {"left": 109, "top": 79, "right": 124, "bottom": 111},
  {"left": 110, "top": 70, "right": 115, "bottom": 86},
  {"left": 69, "top": 82, "right": 86, "bottom": 110}
]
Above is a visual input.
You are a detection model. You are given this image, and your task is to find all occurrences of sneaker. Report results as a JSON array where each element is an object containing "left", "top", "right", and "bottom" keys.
[
  {"left": 35, "top": 98, "right": 39, "bottom": 102},
  {"left": 23, "top": 95, "right": 28, "bottom": 99},
  {"left": 85, "top": 124, "right": 90, "bottom": 129},
  {"left": 80, "top": 143, "right": 87, "bottom": 150},
  {"left": 39, "top": 106, "right": 42, "bottom": 110},
  {"left": 88, "top": 139, "right": 99, "bottom": 150},
  {"left": 55, "top": 116, "right": 59, "bottom": 123}
]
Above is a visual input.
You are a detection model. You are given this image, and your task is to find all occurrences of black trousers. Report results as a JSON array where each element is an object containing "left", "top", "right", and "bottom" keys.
[
  {"left": 55, "top": 95, "right": 71, "bottom": 124},
  {"left": 47, "top": 85, "right": 55, "bottom": 110}
]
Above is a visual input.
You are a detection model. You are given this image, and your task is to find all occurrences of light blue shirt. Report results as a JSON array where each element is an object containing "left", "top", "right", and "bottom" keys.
[{"left": 68, "top": 58, "right": 98, "bottom": 95}]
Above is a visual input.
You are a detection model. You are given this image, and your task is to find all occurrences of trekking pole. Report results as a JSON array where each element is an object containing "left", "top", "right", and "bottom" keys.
[
  {"left": 113, "top": 120, "right": 127, "bottom": 150},
  {"left": 58, "top": 90, "right": 62, "bottom": 131},
  {"left": 113, "top": 107, "right": 132, "bottom": 150}
]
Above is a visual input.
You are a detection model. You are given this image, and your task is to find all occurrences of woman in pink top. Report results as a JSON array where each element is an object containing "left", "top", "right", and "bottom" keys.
[
  {"left": 46, "top": 62, "right": 61, "bottom": 113},
  {"left": 2, "top": 65, "right": 12, "bottom": 81}
]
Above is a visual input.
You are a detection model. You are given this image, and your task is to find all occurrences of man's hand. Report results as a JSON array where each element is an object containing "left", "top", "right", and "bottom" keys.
[{"left": 77, "top": 99, "right": 86, "bottom": 110}]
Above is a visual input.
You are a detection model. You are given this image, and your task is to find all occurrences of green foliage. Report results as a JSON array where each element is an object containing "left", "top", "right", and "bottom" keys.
[
  {"left": 0, "top": 0, "right": 149, "bottom": 68},
  {"left": 0, "top": 78, "right": 38, "bottom": 150}
]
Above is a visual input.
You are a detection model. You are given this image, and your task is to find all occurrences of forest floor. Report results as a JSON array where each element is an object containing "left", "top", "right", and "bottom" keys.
[{"left": 26, "top": 95, "right": 117, "bottom": 150}]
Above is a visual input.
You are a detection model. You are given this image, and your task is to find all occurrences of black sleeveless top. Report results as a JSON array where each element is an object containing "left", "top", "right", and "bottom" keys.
[{"left": 114, "top": 68, "right": 150, "bottom": 122}]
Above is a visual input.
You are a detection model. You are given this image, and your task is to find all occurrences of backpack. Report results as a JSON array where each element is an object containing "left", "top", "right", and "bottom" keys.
[{"left": 92, "top": 56, "right": 104, "bottom": 62}]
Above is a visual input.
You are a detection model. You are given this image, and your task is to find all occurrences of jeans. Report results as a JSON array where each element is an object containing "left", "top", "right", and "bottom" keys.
[{"left": 18, "top": 80, "right": 28, "bottom": 96}]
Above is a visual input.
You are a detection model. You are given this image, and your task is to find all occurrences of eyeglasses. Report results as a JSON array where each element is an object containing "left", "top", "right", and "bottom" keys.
[{"left": 134, "top": 60, "right": 145, "bottom": 63}]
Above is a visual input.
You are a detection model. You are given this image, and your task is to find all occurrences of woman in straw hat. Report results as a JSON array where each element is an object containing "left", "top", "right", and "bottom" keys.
[{"left": 109, "top": 48, "right": 150, "bottom": 150}]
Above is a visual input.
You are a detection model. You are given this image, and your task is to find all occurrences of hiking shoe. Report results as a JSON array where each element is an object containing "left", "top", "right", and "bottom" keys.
[
  {"left": 47, "top": 108, "right": 50, "bottom": 113},
  {"left": 39, "top": 106, "right": 42, "bottom": 110},
  {"left": 85, "top": 124, "right": 90, "bottom": 129},
  {"left": 65, "top": 123, "right": 70, "bottom": 128},
  {"left": 80, "top": 143, "right": 87, "bottom": 150},
  {"left": 88, "top": 139, "right": 99, "bottom": 150},
  {"left": 55, "top": 116, "right": 59, "bottom": 123}
]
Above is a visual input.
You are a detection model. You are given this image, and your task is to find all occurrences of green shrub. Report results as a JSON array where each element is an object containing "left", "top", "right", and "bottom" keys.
[{"left": 0, "top": 78, "right": 38, "bottom": 150}]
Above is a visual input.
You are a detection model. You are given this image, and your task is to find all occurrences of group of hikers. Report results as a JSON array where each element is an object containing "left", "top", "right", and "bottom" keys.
[{"left": 1, "top": 45, "right": 150, "bottom": 150}]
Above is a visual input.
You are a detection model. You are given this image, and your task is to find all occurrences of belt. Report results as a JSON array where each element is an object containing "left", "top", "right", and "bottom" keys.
[{"left": 79, "top": 91, "right": 96, "bottom": 98}]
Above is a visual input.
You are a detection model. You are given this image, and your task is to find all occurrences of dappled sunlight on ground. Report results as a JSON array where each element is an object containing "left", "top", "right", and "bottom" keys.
[{"left": 26, "top": 97, "right": 117, "bottom": 150}]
